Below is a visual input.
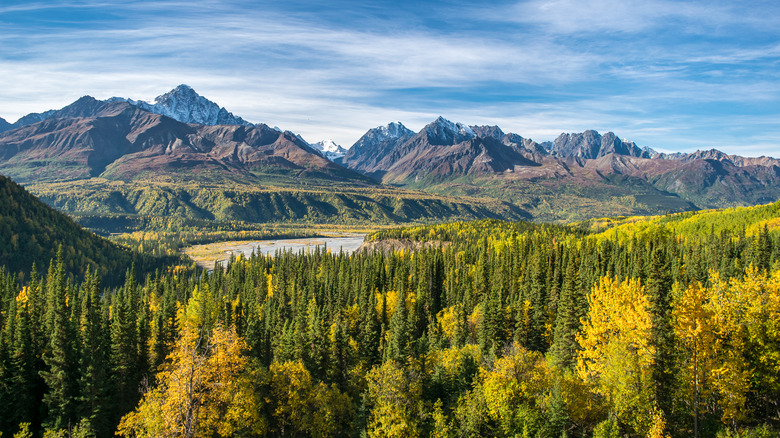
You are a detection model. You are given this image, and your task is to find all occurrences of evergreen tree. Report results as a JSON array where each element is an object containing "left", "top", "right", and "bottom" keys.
[
  {"left": 77, "top": 270, "right": 110, "bottom": 436},
  {"left": 40, "top": 247, "right": 76, "bottom": 430},
  {"left": 360, "top": 291, "right": 382, "bottom": 366},
  {"left": 549, "top": 254, "right": 583, "bottom": 370},
  {"left": 385, "top": 288, "right": 410, "bottom": 363},
  {"left": 11, "top": 289, "right": 38, "bottom": 433},
  {"left": 109, "top": 272, "right": 140, "bottom": 423},
  {"left": 646, "top": 246, "right": 675, "bottom": 420}
]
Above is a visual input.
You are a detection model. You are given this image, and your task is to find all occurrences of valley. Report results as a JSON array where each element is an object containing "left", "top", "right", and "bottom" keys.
[
  {"left": 1, "top": 85, "right": 779, "bottom": 438},
  {"left": 2, "top": 85, "right": 779, "bottom": 234}
]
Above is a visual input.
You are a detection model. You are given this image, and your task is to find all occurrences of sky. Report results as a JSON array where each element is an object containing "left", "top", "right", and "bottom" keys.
[{"left": 1, "top": 0, "right": 779, "bottom": 156}]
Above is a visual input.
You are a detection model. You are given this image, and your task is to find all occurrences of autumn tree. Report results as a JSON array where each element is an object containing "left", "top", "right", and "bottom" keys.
[
  {"left": 576, "top": 276, "right": 656, "bottom": 435},
  {"left": 268, "top": 360, "right": 352, "bottom": 437},
  {"left": 672, "top": 281, "right": 717, "bottom": 438},
  {"left": 364, "top": 360, "right": 423, "bottom": 438},
  {"left": 117, "top": 323, "right": 265, "bottom": 438}
]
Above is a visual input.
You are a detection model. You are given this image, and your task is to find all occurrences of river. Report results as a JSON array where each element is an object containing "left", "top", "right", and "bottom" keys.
[{"left": 183, "top": 234, "right": 366, "bottom": 269}]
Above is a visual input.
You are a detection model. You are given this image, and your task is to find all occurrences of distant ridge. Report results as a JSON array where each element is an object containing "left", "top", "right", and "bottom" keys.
[
  {"left": 339, "top": 116, "right": 780, "bottom": 215},
  {"left": 2, "top": 86, "right": 779, "bottom": 222}
]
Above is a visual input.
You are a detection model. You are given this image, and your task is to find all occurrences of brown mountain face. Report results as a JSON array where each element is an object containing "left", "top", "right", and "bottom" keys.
[
  {"left": 338, "top": 122, "right": 415, "bottom": 176},
  {"left": 0, "top": 98, "right": 373, "bottom": 185},
  {"left": 342, "top": 118, "right": 780, "bottom": 211},
  {"left": 358, "top": 118, "right": 541, "bottom": 184},
  {"left": 381, "top": 135, "right": 540, "bottom": 183}
]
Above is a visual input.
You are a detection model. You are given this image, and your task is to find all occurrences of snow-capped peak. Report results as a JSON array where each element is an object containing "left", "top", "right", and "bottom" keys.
[
  {"left": 430, "top": 116, "right": 475, "bottom": 138},
  {"left": 424, "top": 116, "right": 476, "bottom": 144},
  {"left": 110, "top": 84, "right": 253, "bottom": 127},
  {"left": 383, "top": 122, "right": 412, "bottom": 139},
  {"left": 310, "top": 139, "right": 347, "bottom": 160},
  {"left": 365, "top": 122, "right": 414, "bottom": 142}
]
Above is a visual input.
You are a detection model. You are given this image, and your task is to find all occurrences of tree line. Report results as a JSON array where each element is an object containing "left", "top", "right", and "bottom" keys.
[{"left": 0, "top": 216, "right": 779, "bottom": 437}]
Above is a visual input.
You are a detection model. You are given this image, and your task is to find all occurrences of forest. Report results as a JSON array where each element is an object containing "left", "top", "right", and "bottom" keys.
[{"left": 0, "top": 203, "right": 779, "bottom": 437}]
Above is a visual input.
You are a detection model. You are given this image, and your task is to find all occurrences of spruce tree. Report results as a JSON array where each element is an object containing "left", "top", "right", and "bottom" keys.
[
  {"left": 11, "top": 288, "right": 38, "bottom": 433},
  {"left": 109, "top": 273, "right": 139, "bottom": 424},
  {"left": 549, "top": 253, "right": 583, "bottom": 370},
  {"left": 385, "top": 288, "right": 410, "bottom": 363},
  {"left": 40, "top": 247, "right": 76, "bottom": 430},
  {"left": 646, "top": 247, "right": 675, "bottom": 421},
  {"left": 77, "top": 271, "right": 110, "bottom": 436}
]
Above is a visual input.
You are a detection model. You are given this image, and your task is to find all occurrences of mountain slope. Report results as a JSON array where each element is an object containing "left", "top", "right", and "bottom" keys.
[
  {"left": 0, "top": 173, "right": 164, "bottom": 282},
  {"left": 339, "top": 122, "right": 414, "bottom": 175},
  {"left": 29, "top": 179, "right": 530, "bottom": 225},
  {"left": 0, "top": 98, "right": 372, "bottom": 185},
  {"left": 346, "top": 117, "right": 541, "bottom": 183},
  {"left": 340, "top": 118, "right": 780, "bottom": 220}
]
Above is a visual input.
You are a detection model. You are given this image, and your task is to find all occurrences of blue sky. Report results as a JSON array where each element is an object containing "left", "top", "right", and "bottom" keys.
[{"left": 1, "top": 0, "right": 779, "bottom": 155}]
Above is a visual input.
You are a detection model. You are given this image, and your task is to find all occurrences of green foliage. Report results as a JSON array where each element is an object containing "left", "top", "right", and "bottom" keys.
[
  {"left": 0, "top": 174, "right": 183, "bottom": 284},
  {"left": 28, "top": 178, "right": 529, "bottom": 229},
  {"left": 401, "top": 172, "right": 699, "bottom": 222},
  {"left": 592, "top": 419, "right": 621, "bottom": 438},
  {"left": 1, "top": 203, "right": 780, "bottom": 437}
]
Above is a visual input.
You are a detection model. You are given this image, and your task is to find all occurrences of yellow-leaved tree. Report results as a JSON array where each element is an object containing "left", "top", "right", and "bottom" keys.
[
  {"left": 672, "top": 281, "right": 717, "bottom": 438},
  {"left": 707, "top": 266, "right": 780, "bottom": 428},
  {"left": 267, "top": 360, "right": 352, "bottom": 438},
  {"left": 576, "top": 276, "right": 656, "bottom": 435},
  {"left": 480, "top": 343, "right": 548, "bottom": 434},
  {"left": 364, "top": 360, "right": 423, "bottom": 438},
  {"left": 707, "top": 271, "right": 752, "bottom": 428},
  {"left": 116, "top": 323, "right": 265, "bottom": 438}
]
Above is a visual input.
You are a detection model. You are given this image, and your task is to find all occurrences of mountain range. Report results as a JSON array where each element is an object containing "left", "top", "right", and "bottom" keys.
[
  {"left": 340, "top": 117, "right": 780, "bottom": 219},
  {"left": 0, "top": 94, "right": 367, "bottom": 185},
  {"left": 1, "top": 85, "right": 778, "bottom": 224}
]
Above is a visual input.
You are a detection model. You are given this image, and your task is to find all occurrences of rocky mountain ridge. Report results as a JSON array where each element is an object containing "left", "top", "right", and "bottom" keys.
[
  {"left": 0, "top": 97, "right": 370, "bottom": 185},
  {"left": 340, "top": 116, "right": 780, "bottom": 212},
  {"left": 108, "top": 84, "right": 253, "bottom": 127},
  {"left": 2, "top": 86, "right": 779, "bottom": 221}
]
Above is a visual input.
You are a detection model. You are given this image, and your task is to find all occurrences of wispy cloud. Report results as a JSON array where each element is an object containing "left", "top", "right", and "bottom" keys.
[
  {"left": 502, "top": 0, "right": 776, "bottom": 35},
  {"left": 0, "top": 0, "right": 778, "bottom": 155}
]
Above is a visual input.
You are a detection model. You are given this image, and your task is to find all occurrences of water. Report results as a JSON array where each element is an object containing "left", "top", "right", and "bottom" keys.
[
  {"left": 184, "top": 233, "right": 366, "bottom": 270},
  {"left": 237, "top": 234, "right": 365, "bottom": 257}
]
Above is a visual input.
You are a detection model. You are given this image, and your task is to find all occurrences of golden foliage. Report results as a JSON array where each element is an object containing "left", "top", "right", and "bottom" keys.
[
  {"left": 117, "top": 324, "right": 265, "bottom": 438},
  {"left": 480, "top": 344, "right": 548, "bottom": 425},
  {"left": 577, "top": 276, "right": 655, "bottom": 433},
  {"left": 268, "top": 361, "right": 352, "bottom": 438},
  {"left": 365, "top": 361, "right": 423, "bottom": 438}
]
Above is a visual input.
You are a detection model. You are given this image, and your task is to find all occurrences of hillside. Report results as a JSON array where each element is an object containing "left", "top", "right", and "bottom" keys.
[
  {"left": 0, "top": 174, "right": 173, "bottom": 282},
  {"left": 27, "top": 178, "right": 529, "bottom": 229},
  {"left": 580, "top": 199, "right": 780, "bottom": 242}
]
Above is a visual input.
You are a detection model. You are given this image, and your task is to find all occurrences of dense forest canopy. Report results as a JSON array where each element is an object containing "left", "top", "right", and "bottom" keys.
[{"left": 1, "top": 201, "right": 780, "bottom": 437}]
